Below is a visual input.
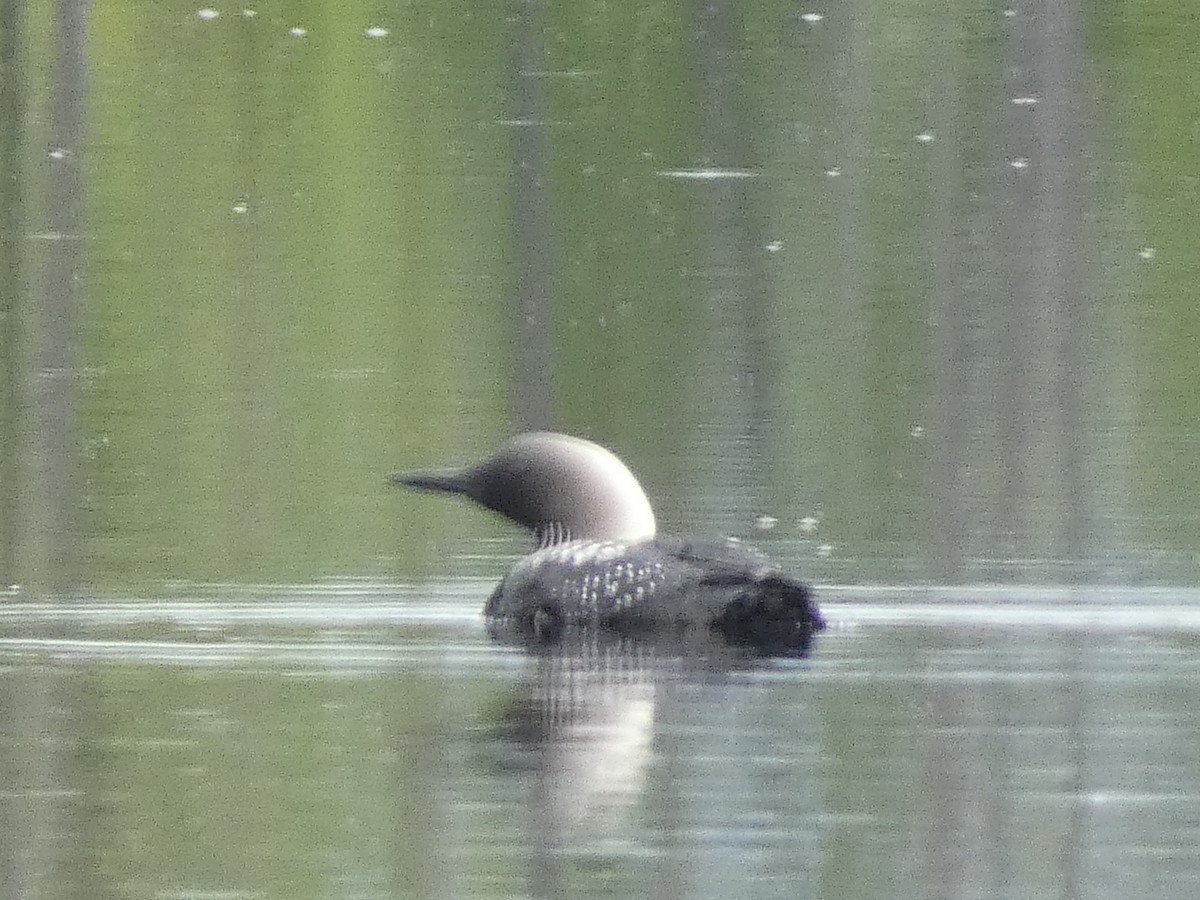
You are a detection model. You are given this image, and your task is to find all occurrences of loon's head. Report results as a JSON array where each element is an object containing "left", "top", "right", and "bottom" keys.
[{"left": 391, "top": 432, "right": 657, "bottom": 544}]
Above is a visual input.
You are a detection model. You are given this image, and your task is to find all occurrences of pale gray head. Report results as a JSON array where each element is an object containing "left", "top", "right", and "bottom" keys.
[{"left": 390, "top": 432, "right": 657, "bottom": 544}]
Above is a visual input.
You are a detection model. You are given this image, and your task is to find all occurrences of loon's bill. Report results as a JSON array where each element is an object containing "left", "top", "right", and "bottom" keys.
[{"left": 392, "top": 432, "right": 824, "bottom": 652}]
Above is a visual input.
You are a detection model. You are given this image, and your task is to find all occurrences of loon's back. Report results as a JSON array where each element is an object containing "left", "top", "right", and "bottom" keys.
[
  {"left": 486, "top": 535, "right": 824, "bottom": 650},
  {"left": 390, "top": 432, "right": 825, "bottom": 652}
]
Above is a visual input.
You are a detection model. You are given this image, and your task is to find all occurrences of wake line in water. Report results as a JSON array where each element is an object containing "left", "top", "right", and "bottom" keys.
[
  {"left": 0, "top": 600, "right": 483, "bottom": 627},
  {"left": 0, "top": 636, "right": 521, "bottom": 669},
  {"left": 2, "top": 584, "right": 1200, "bottom": 634}
]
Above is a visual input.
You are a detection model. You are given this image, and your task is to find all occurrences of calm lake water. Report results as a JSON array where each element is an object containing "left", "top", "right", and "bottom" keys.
[
  {"left": 3, "top": 588, "right": 1200, "bottom": 899},
  {"left": 4, "top": 0, "right": 1200, "bottom": 897}
]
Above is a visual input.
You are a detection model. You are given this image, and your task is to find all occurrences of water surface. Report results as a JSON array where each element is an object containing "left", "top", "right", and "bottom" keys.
[{"left": 3, "top": 588, "right": 1199, "bottom": 899}]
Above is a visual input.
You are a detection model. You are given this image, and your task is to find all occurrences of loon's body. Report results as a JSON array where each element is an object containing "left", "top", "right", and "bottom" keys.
[{"left": 392, "top": 433, "right": 824, "bottom": 649}]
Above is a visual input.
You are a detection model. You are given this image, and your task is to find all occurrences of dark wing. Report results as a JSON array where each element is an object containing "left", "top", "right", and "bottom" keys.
[
  {"left": 662, "top": 536, "right": 825, "bottom": 653},
  {"left": 660, "top": 536, "right": 777, "bottom": 584}
]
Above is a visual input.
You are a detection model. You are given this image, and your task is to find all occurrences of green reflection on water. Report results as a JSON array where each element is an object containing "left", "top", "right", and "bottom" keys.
[
  {"left": 1, "top": 0, "right": 1199, "bottom": 593},
  {"left": 3, "top": 660, "right": 454, "bottom": 899}
]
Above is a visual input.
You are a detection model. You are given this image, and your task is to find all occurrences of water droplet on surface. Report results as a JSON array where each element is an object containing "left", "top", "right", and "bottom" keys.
[
  {"left": 910, "top": 425, "right": 925, "bottom": 439},
  {"left": 48, "top": 147, "right": 70, "bottom": 159},
  {"left": 289, "top": 26, "right": 307, "bottom": 37},
  {"left": 197, "top": 8, "right": 218, "bottom": 21},
  {"left": 800, "top": 12, "right": 825, "bottom": 23},
  {"left": 231, "top": 202, "right": 248, "bottom": 214},
  {"left": 766, "top": 240, "right": 784, "bottom": 252},
  {"left": 825, "top": 167, "right": 841, "bottom": 177},
  {"left": 755, "top": 515, "right": 778, "bottom": 532},
  {"left": 799, "top": 516, "right": 819, "bottom": 534},
  {"left": 1138, "top": 247, "right": 1156, "bottom": 260},
  {"left": 365, "top": 26, "right": 388, "bottom": 38},
  {"left": 817, "top": 543, "right": 834, "bottom": 558},
  {"left": 242, "top": 8, "right": 256, "bottom": 17},
  {"left": 915, "top": 132, "right": 934, "bottom": 143},
  {"left": 1011, "top": 96, "right": 1039, "bottom": 106},
  {"left": 1009, "top": 157, "right": 1030, "bottom": 169}
]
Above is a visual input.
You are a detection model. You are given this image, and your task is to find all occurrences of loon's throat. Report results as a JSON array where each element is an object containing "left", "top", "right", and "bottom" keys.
[{"left": 534, "top": 521, "right": 573, "bottom": 549}]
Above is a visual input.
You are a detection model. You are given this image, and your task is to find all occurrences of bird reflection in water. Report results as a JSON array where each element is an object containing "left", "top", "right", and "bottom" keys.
[
  {"left": 499, "top": 631, "right": 659, "bottom": 838},
  {"left": 485, "top": 624, "right": 812, "bottom": 889}
]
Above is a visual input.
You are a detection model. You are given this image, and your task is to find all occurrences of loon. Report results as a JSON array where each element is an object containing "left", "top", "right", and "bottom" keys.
[{"left": 391, "top": 432, "right": 825, "bottom": 650}]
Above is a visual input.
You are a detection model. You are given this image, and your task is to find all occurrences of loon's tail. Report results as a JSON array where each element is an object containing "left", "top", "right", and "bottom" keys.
[{"left": 707, "top": 574, "right": 825, "bottom": 654}]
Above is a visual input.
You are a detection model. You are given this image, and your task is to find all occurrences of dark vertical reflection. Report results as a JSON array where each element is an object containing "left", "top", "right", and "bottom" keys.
[
  {"left": 526, "top": 739, "right": 564, "bottom": 899},
  {"left": 1033, "top": 0, "right": 1090, "bottom": 577},
  {"left": 510, "top": 0, "right": 555, "bottom": 432},
  {"left": 5, "top": 3, "right": 90, "bottom": 897},
  {"left": 4, "top": 670, "right": 90, "bottom": 900},
  {"left": 919, "top": 682, "right": 983, "bottom": 897},
  {"left": 997, "top": 0, "right": 1091, "bottom": 579},
  {"left": 28, "top": 0, "right": 88, "bottom": 596},
  {"left": 995, "top": 48, "right": 1033, "bottom": 577},
  {"left": 828, "top": 0, "right": 871, "bottom": 546},
  {"left": 927, "top": 1, "right": 1095, "bottom": 582},
  {"left": 650, "top": 680, "right": 688, "bottom": 900},
  {"left": 684, "top": 0, "right": 771, "bottom": 534},
  {"left": 926, "top": 0, "right": 968, "bottom": 582},
  {"left": 1060, "top": 637, "right": 1087, "bottom": 900},
  {"left": 0, "top": 0, "right": 23, "bottom": 587},
  {"left": 1031, "top": 0, "right": 1091, "bottom": 887}
]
